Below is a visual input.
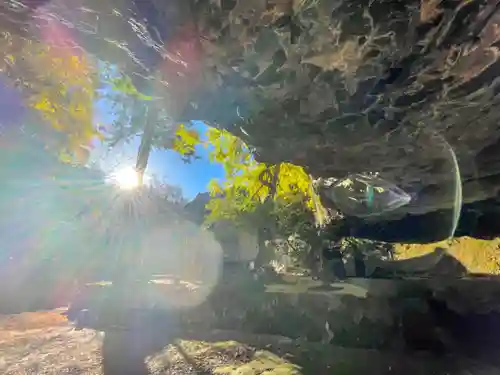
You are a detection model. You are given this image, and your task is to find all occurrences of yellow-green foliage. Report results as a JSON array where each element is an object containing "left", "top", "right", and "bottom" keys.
[
  {"left": 109, "top": 74, "right": 153, "bottom": 101},
  {"left": 173, "top": 123, "right": 201, "bottom": 157},
  {"left": 23, "top": 44, "right": 102, "bottom": 164},
  {"left": 174, "top": 125, "right": 321, "bottom": 224}
]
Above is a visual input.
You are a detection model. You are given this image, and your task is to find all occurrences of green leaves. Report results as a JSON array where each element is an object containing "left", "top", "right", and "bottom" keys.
[
  {"left": 110, "top": 74, "right": 153, "bottom": 101},
  {"left": 173, "top": 123, "right": 201, "bottom": 161},
  {"left": 177, "top": 125, "right": 318, "bottom": 224},
  {"left": 26, "top": 44, "right": 102, "bottom": 165},
  {"left": 170, "top": 123, "right": 328, "bottom": 235}
]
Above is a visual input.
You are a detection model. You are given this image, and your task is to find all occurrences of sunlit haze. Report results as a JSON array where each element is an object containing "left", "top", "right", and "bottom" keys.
[{"left": 111, "top": 166, "right": 140, "bottom": 190}]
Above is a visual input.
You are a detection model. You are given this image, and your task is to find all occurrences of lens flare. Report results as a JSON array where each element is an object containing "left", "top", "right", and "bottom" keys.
[{"left": 111, "top": 166, "right": 140, "bottom": 190}]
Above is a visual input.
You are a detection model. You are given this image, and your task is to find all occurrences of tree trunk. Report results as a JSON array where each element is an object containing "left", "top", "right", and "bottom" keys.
[{"left": 135, "top": 107, "right": 156, "bottom": 186}]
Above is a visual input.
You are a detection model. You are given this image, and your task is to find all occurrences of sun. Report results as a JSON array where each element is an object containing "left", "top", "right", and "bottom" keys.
[{"left": 112, "top": 166, "right": 140, "bottom": 190}]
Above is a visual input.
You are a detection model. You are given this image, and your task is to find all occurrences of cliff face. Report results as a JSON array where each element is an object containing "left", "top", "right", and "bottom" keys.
[{"left": 183, "top": 0, "right": 500, "bottom": 213}]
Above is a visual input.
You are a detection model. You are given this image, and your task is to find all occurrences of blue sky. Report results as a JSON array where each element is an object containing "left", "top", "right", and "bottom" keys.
[
  {"left": 147, "top": 121, "right": 225, "bottom": 198},
  {"left": 93, "top": 89, "right": 225, "bottom": 199}
]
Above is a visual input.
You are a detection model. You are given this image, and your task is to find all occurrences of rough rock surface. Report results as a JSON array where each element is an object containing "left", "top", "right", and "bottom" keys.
[
  {"left": 182, "top": 0, "right": 500, "bottom": 209},
  {"left": 63, "top": 276, "right": 500, "bottom": 364}
]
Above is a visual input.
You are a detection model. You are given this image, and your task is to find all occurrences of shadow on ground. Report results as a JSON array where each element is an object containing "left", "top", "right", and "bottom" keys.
[
  {"left": 97, "top": 323, "right": 495, "bottom": 375},
  {"left": 102, "top": 327, "right": 209, "bottom": 375}
]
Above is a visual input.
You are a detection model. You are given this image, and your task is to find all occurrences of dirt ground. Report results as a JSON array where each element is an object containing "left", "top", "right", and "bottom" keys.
[
  {"left": 0, "top": 312, "right": 99, "bottom": 374},
  {"left": 0, "top": 311, "right": 310, "bottom": 375},
  {"left": 1, "top": 310, "right": 499, "bottom": 375}
]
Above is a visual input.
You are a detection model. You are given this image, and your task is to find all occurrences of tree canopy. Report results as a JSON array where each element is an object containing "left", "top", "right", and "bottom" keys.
[
  {"left": 0, "top": 28, "right": 103, "bottom": 165},
  {"left": 174, "top": 124, "right": 328, "bottom": 228}
]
